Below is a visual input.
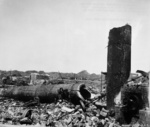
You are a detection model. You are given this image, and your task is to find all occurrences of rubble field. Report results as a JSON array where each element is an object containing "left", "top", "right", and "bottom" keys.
[
  {"left": 0, "top": 73, "right": 149, "bottom": 127},
  {"left": 0, "top": 95, "right": 145, "bottom": 127}
]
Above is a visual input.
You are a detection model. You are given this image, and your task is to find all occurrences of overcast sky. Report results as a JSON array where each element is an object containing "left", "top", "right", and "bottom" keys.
[{"left": 0, "top": 0, "right": 149, "bottom": 74}]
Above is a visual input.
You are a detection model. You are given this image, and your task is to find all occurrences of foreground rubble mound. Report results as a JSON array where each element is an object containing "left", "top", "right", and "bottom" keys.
[{"left": 0, "top": 97, "right": 145, "bottom": 127}]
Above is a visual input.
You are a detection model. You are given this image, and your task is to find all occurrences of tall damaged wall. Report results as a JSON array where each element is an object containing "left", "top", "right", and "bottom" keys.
[{"left": 107, "top": 24, "right": 131, "bottom": 110}]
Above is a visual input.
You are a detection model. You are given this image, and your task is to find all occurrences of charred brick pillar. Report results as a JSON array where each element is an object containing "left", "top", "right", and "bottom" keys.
[{"left": 107, "top": 24, "right": 131, "bottom": 110}]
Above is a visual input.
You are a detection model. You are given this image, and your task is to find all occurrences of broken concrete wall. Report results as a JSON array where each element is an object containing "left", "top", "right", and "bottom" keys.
[{"left": 107, "top": 24, "right": 131, "bottom": 110}]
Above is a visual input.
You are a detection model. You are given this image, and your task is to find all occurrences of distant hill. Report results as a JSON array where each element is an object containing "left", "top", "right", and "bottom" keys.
[
  {"left": 78, "top": 70, "right": 89, "bottom": 75},
  {"left": 89, "top": 73, "right": 101, "bottom": 81},
  {"left": 77, "top": 70, "right": 90, "bottom": 80}
]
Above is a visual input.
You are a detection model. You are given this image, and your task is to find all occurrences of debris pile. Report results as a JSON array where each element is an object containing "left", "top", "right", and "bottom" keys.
[{"left": 0, "top": 95, "right": 145, "bottom": 127}]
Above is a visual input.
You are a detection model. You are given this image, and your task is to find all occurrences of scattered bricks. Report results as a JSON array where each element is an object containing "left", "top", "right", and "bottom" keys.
[
  {"left": 20, "top": 117, "right": 32, "bottom": 125},
  {"left": 31, "top": 110, "right": 40, "bottom": 124},
  {"left": 108, "top": 122, "right": 115, "bottom": 127},
  {"left": 95, "top": 101, "right": 107, "bottom": 109},
  {"left": 100, "top": 108, "right": 109, "bottom": 118},
  {"left": 121, "top": 125, "right": 131, "bottom": 127},
  {"left": 61, "top": 106, "right": 74, "bottom": 112},
  {"left": 22, "top": 109, "right": 32, "bottom": 119},
  {"left": 100, "top": 111, "right": 107, "bottom": 118},
  {"left": 0, "top": 97, "right": 146, "bottom": 127}
]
